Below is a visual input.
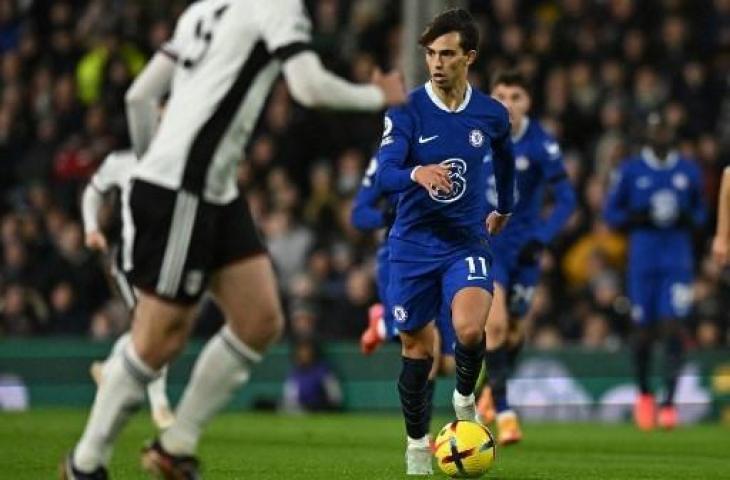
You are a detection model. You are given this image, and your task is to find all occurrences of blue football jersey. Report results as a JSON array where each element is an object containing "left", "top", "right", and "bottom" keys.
[
  {"left": 484, "top": 118, "right": 576, "bottom": 250},
  {"left": 377, "top": 83, "right": 515, "bottom": 261},
  {"left": 604, "top": 148, "right": 707, "bottom": 273},
  {"left": 350, "top": 156, "right": 396, "bottom": 231}
]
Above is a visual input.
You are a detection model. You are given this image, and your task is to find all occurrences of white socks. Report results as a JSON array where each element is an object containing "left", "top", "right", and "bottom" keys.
[
  {"left": 106, "top": 331, "right": 170, "bottom": 413},
  {"left": 74, "top": 343, "right": 159, "bottom": 472},
  {"left": 161, "top": 326, "right": 261, "bottom": 456}
]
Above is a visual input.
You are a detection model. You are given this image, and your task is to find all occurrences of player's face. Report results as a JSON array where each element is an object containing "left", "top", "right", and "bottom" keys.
[
  {"left": 424, "top": 32, "right": 476, "bottom": 90},
  {"left": 491, "top": 84, "right": 531, "bottom": 130}
]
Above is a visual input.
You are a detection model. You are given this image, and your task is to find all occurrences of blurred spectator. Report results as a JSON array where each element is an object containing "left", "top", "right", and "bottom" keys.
[
  {"left": 282, "top": 339, "right": 343, "bottom": 413},
  {"left": 0, "top": 0, "right": 725, "bottom": 348}
]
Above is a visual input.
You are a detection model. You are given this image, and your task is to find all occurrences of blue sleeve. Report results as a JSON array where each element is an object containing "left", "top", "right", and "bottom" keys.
[
  {"left": 492, "top": 108, "right": 515, "bottom": 214},
  {"left": 350, "top": 157, "right": 387, "bottom": 231},
  {"left": 376, "top": 107, "right": 416, "bottom": 193},
  {"left": 603, "top": 164, "right": 631, "bottom": 229},
  {"left": 688, "top": 162, "right": 708, "bottom": 228},
  {"left": 536, "top": 179, "right": 577, "bottom": 244},
  {"left": 534, "top": 138, "right": 576, "bottom": 243}
]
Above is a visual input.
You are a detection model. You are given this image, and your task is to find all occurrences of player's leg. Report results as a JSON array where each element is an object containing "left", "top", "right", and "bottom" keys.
[
  {"left": 389, "top": 259, "right": 440, "bottom": 475},
  {"left": 656, "top": 276, "right": 693, "bottom": 429},
  {"left": 154, "top": 254, "right": 282, "bottom": 462},
  {"left": 361, "top": 244, "right": 392, "bottom": 354},
  {"left": 70, "top": 293, "right": 196, "bottom": 476},
  {"left": 102, "top": 258, "right": 175, "bottom": 430},
  {"left": 445, "top": 251, "right": 493, "bottom": 422},
  {"left": 399, "top": 324, "right": 437, "bottom": 475},
  {"left": 67, "top": 181, "right": 203, "bottom": 477},
  {"left": 480, "top": 283, "right": 509, "bottom": 424},
  {"left": 630, "top": 271, "right": 658, "bottom": 430},
  {"left": 155, "top": 193, "right": 279, "bottom": 461}
]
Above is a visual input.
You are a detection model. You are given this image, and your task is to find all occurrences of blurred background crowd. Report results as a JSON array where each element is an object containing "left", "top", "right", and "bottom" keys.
[{"left": 0, "top": 0, "right": 728, "bottom": 351}]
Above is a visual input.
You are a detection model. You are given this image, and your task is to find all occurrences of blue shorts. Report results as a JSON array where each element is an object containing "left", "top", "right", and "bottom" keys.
[
  {"left": 491, "top": 244, "right": 540, "bottom": 317},
  {"left": 628, "top": 269, "right": 693, "bottom": 326},
  {"left": 375, "top": 244, "right": 398, "bottom": 339},
  {"left": 387, "top": 245, "right": 494, "bottom": 336}
]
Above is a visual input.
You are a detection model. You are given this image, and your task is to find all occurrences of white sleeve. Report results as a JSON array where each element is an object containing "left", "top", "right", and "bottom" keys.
[
  {"left": 125, "top": 52, "right": 176, "bottom": 158},
  {"left": 81, "top": 183, "right": 104, "bottom": 234},
  {"left": 257, "top": 0, "right": 312, "bottom": 57},
  {"left": 158, "top": 3, "right": 197, "bottom": 61},
  {"left": 283, "top": 52, "right": 385, "bottom": 111}
]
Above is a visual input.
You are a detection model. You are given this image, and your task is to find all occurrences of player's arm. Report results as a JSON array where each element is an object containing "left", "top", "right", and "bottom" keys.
[
  {"left": 351, "top": 159, "right": 388, "bottom": 230},
  {"left": 603, "top": 164, "right": 633, "bottom": 229},
  {"left": 283, "top": 53, "right": 405, "bottom": 110},
  {"left": 712, "top": 167, "right": 730, "bottom": 263},
  {"left": 487, "top": 108, "right": 516, "bottom": 234},
  {"left": 125, "top": 52, "right": 175, "bottom": 158},
  {"left": 534, "top": 142, "right": 577, "bottom": 244},
  {"left": 260, "top": 0, "right": 404, "bottom": 110},
  {"left": 81, "top": 156, "right": 116, "bottom": 252},
  {"left": 686, "top": 162, "right": 708, "bottom": 228},
  {"left": 375, "top": 109, "right": 450, "bottom": 194}
]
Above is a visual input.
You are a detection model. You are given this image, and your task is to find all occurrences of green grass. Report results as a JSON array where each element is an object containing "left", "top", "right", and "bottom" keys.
[{"left": 0, "top": 409, "right": 728, "bottom": 479}]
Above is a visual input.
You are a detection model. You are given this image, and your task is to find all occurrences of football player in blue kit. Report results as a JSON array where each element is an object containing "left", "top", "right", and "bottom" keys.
[
  {"left": 375, "top": 9, "right": 515, "bottom": 475},
  {"left": 604, "top": 112, "right": 707, "bottom": 431},
  {"left": 351, "top": 155, "right": 399, "bottom": 354},
  {"left": 476, "top": 71, "right": 577, "bottom": 445}
]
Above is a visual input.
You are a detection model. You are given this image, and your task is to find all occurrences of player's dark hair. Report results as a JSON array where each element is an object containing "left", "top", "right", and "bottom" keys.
[
  {"left": 419, "top": 8, "right": 479, "bottom": 53},
  {"left": 490, "top": 69, "right": 531, "bottom": 95}
]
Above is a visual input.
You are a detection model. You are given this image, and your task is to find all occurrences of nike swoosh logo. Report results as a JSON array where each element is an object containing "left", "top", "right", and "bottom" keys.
[
  {"left": 418, "top": 135, "right": 439, "bottom": 144},
  {"left": 467, "top": 275, "right": 486, "bottom": 281}
]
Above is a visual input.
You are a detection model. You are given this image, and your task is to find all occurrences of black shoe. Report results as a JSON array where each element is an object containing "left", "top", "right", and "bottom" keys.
[
  {"left": 59, "top": 453, "right": 109, "bottom": 479},
  {"left": 141, "top": 439, "right": 200, "bottom": 480}
]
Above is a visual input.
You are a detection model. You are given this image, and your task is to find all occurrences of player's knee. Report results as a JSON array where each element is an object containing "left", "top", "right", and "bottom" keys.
[
  {"left": 136, "top": 331, "right": 187, "bottom": 370},
  {"left": 456, "top": 323, "right": 485, "bottom": 347},
  {"left": 485, "top": 321, "right": 507, "bottom": 342},
  {"left": 229, "top": 301, "right": 284, "bottom": 348}
]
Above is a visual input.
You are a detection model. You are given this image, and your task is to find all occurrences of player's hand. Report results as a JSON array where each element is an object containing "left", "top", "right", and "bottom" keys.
[
  {"left": 486, "top": 211, "right": 510, "bottom": 235},
  {"left": 85, "top": 231, "right": 108, "bottom": 253},
  {"left": 712, "top": 235, "right": 730, "bottom": 265},
  {"left": 371, "top": 68, "right": 406, "bottom": 106},
  {"left": 413, "top": 164, "right": 451, "bottom": 195}
]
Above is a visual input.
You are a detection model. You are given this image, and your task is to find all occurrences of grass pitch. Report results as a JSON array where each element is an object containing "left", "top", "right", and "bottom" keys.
[{"left": 0, "top": 409, "right": 727, "bottom": 479}]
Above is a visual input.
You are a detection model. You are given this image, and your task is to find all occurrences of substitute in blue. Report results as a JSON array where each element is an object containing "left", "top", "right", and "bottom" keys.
[
  {"left": 603, "top": 111, "right": 707, "bottom": 430},
  {"left": 478, "top": 70, "right": 577, "bottom": 444},
  {"left": 374, "top": 8, "right": 515, "bottom": 476},
  {"left": 350, "top": 155, "right": 399, "bottom": 343}
]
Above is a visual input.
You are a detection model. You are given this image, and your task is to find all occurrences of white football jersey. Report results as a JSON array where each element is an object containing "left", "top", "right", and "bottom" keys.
[
  {"left": 91, "top": 149, "right": 136, "bottom": 194},
  {"left": 133, "top": 0, "right": 312, "bottom": 204}
]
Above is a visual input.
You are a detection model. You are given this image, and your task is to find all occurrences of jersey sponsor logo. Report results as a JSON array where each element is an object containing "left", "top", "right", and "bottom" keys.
[
  {"left": 429, "top": 158, "right": 467, "bottom": 203},
  {"left": 672, "top": 173, "right": 688, "bottom": 190},
  {"left": 649, "top": 189, "right": 679, "bottom": 227},
  {"left": 393, "top": 305, "right": 408, "bottom": 323},
  {"left": 515, "top": 155, "right": 530, "bottom": 171},
  {"left": 418, "top": 134, "right": 439, "bottom": 144},
  {"left": 469, "top": 129, "right": 484, "bottom": 147}
]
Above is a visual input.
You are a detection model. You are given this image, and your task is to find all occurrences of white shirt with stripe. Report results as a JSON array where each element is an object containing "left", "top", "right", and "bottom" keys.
[{"left": 132, "top": 0, "right": 312, "bottom": 204}]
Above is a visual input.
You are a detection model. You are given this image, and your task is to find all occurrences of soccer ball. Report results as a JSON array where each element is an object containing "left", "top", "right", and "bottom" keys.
[{"left": 433, "top": 420, "right": 496, "bottom": 478}]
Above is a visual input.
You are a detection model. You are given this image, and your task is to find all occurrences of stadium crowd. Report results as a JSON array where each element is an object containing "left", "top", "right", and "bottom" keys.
[{"left": 0, "top": 0, "right": 728, "bottom": 349}]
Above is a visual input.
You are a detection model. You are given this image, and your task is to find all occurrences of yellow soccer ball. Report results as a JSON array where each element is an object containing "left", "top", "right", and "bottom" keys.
[{"left": 433, "top": 420, "right": 496, "bottom": 478}]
